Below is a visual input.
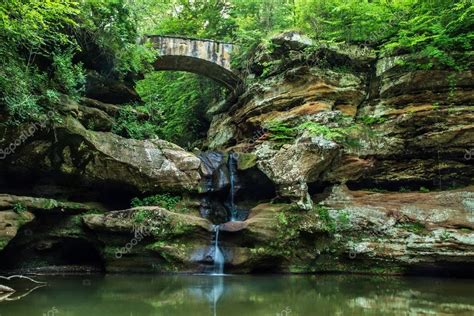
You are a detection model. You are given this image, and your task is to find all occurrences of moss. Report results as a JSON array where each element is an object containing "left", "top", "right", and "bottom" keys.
[
  {"left": 71, "top": 215, "right": 84, "bottom": 226},
  {"left": 397, "top": 221, "right": 428, "bottom": 235},
  {"left": 133, "top": 209, "right": 155, "bottom": 223},
  {"left": 85, "top": 208, "right": 104, "bottom": 215},
  {"left": 49, "top": 215, "right": 87, "bottom": 238},
  {"left": 237, "top": 153, "right": 257, "bottom": 170},
  {"left": 130, "top": 194, "right": 193, "bottom": 214},
  {"left": 440, "top": 231, "right": 453, "bottom": 241},
  {"left": 266, "top": 206, "right": 308, "bottom": 258},
  {"left": 43, "top": 199, "right": 59, "bottom": 209},
  {"left": 419, "top": 186, "right": 430, "bottom": 193},
  {"left": 315, "top": 204, "right": 336, "bottom": 233},
  {"left": 0, "top": 238, "right": 10, "bottom": 251},
  {"left": 13, "top": 202, "right": 27, "bottom": 213}
]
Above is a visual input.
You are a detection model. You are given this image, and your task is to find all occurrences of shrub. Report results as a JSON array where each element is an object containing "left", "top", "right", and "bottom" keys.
[
  {"left": 52, "top": 51, "right": 86, "bottom": 98},
  {"left": 112, "top": 105, "right": 162, "bottom": 140},
  {"left": 131, "top": 194, "right": 182, "bottom": 210}
]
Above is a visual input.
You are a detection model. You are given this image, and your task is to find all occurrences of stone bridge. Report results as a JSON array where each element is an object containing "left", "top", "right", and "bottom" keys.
[{"left": 147, "top": 35, "right": 241, "bottom": 90}]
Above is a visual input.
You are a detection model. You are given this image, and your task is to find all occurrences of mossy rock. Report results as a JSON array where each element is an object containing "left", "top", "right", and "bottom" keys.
[{"left": 237, "top": 153, "right": 257, "bottom": 170}]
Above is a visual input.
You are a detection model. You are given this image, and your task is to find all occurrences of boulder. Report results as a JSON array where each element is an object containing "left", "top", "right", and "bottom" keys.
[
  {"left": 255, "top": 136, "right": 339, "bottom": 209},
  {"left": 2, "top": 117, "right": 202, "bottom": 194},
  {"left": 271, "top": 32, "right": 313, "bottom": 50},
  {"left": 83, "top": 207, "right": 214, "bottom": 273},
  {"left": 0, "top": 194, "right": 104, "bottom": 214}
]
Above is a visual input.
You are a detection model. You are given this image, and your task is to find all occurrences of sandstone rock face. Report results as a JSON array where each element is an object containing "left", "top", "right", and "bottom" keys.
[
  {"left": 0, "top": 194, "right": 103, "bottom": 214},
  {"left": 0, "top": 32, "right": 473, "bottom": 276},
  {"left": 206, "top": 35, "right": 473, "bottom": 204},
  {"left": 214, "top": 186, "right": 474, "bottom": 275},
  {"left": 255, "top": 136, "right": 339, "bottom": 209},
  {"left": 83, "top": 207, "right": 214, "bottom": 273},
  {"left": 1, "top": 116, "right": 202, "bottom": 194},
  {"left": 317, "top": 185, "right": 474, "bottom": 274}
]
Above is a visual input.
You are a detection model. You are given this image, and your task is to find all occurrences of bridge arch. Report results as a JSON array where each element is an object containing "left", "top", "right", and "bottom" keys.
[{"left": 147, "top": 35, "right": 241, "bottom": 91}]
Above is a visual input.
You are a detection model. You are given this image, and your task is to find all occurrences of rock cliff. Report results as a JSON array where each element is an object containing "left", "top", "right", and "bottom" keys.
[{"left": 0, "top": 32, "right": 472, "bottom": 276}]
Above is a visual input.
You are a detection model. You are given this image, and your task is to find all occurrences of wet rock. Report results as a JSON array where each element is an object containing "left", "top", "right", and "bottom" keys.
[
  {"left": 198, "top": 151, "right": 229, "bottom": 192},
  {"left": 83, "top": 207, "right": 213, "bottom": 273}
]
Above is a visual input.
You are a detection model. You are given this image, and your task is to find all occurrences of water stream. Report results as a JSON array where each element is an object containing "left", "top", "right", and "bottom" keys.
[
  {"left": 212, "top": 225, "right": 225, "bottom": 276},
  {"left": 198, "top": 151, "right": 243, "bottom": 275}
]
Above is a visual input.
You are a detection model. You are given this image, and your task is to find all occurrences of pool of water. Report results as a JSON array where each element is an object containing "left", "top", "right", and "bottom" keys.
[{"left": 0, "top": 274, "right": 473, "bottom": 315}]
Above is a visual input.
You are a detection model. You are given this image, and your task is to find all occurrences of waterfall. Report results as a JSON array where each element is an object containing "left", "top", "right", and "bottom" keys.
[
  {"left": 212, "top": 225, "right": 225, "bottom": 275},
  {"left": 228, "top": 152, "right": 238, "bottom": 221}
]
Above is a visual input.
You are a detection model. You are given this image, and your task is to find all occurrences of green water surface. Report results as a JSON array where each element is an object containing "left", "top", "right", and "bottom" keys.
[{"left": 0, "top": 274, "right": 473, "bottom": 315}]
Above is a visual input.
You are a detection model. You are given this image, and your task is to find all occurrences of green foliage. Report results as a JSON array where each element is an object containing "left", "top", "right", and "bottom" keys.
[
  {"left": 13, "top": 202, "right": 27, "bottom": 214},
  {"left": 264, "top": 121, "right": 298, "bottom": 142},
  {"left": 132, "top": 71, "right": 224, "bottom": 147},
  {"left": 297, "top": 0, "right": 472, "bottom": 70},
  {"left": 398, "top": 221, "right": 427, "bottom": 235},
  {"left": 296, "top": 0, "right": 404, "bottom": 44},
  {"left": 315, "top": 204, "right": 351, "bottom": 234},
  {"left": 359, "top": 115, "right": 387, "bottom": 126},
  {"left": 0, "top": 0, "right": 79, "bottom": 122},
  {"left": 52, "top": 51, "right": 86, "bottom": 98},
  {"left": 150, "top": 0, "right": 236, "bottom": 40},
  {"left": 77, "top": 0, "right": 157, "bottom": 76},
  {"left": 0, "top": 0, "right": 158, "bottom": 124},
  {"left": 131, "top": 194, "right": 182, "bottom": 210},
  {"left": 112, "top": 104, "right": 162, "bottom": 140},
  {"left": 265, "top": 119, "right": 365, "bottom": 148},
  {"left": 380, "top": 0, "right": 473, "bottom": 70},
  {"left": 419, "top": 186, "right": 430, "bottom": 193},
  {"left": 133, "top": 209, "right": 155, "bottom": 224},
  {"left": 315, "top": 204, "right": 336, "bottom": 234},
  {"left": 0, "top": 58, "right": 46, "bottom": 122},
  {"left": 0, "top": 0, "right": 79, "bottom": 55},
  {"left": 229, "top": 0, "right": 297, "bottom": 68},
  {"left": 440, "top": 230, "right": 453, "bottom": 241},
  {"left": 277, "top": 212, "right": 289, "bottom": 226}
]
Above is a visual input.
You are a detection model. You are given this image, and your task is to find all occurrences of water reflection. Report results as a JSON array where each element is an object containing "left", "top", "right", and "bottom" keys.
[
  {"left": 188, "top": 276, "right": 224, "bottom": 316},
  {"left": 0, "top": 274, "right": 473, "bottom": 315},
  {"left": 0, "top": 275, "right": 46, "bottom": 302}
]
